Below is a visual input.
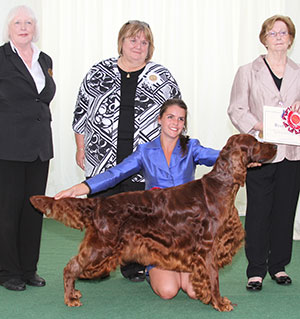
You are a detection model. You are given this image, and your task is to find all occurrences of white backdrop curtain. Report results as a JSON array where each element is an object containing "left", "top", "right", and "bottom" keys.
[{"left": 1, "top": 0, "right": 300, "bottom": 238}]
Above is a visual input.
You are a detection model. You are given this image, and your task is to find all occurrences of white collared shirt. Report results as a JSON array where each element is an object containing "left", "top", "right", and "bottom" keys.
[{"left": 10, "top": 41, "right": 46, "bottom": 93}]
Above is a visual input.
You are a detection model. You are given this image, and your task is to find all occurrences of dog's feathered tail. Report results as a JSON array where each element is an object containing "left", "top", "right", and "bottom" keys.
[{"left": 30, "top": 195, "right": 97, "bottom": 230}]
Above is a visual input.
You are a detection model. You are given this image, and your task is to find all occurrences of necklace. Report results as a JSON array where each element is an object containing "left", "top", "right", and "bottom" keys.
[{"left": 119, "top": 57, "right": 145, "bottom": 79}]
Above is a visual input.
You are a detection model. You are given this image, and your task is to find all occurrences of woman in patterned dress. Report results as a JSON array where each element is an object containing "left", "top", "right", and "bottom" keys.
[{"left": 72, "top": 20, "right": 181, "bottom": 281}]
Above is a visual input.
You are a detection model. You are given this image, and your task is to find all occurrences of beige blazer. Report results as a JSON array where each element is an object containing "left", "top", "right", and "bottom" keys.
[{"left": 228, "top": 55, "right": 300, "bottom": 163}]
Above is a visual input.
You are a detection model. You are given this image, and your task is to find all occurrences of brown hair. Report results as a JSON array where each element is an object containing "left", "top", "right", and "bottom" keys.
[
  {"left": 118, "top": 20, "right": 154, "bottom": 63},
  {"left": 159, "top": 99, "right": 190, "bottom": 156},
  {"left": 259, "top": 15, "right": 295, "bottom": 49}
]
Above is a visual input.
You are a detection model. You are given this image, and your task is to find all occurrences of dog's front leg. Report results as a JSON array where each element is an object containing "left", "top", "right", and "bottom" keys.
[
  {"left": 189, "top": 257, "right": 213, "bottom": 306},
  {"left": 206, "top": 254, "right": 234, "bottom": 312},
  {"left": 190, "top": 254, "right": 233, "bottom": 312},
  {"left": 64, "top": 256, "right": 83, "bottom": 307}
]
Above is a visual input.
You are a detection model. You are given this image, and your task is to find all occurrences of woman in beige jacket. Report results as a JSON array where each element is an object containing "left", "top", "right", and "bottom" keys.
[{"left": 228, "top": 15, "right": 300, "bottom": 292}]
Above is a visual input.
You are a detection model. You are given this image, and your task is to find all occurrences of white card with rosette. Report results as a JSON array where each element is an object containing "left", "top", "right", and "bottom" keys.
[{"left": 263, "top": 105, "right": 300, "bottom": 146}]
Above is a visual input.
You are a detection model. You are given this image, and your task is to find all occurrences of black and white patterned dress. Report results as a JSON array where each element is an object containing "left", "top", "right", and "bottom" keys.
[{"left": 73, "top": 57, "right": 181, "bottom": 179}]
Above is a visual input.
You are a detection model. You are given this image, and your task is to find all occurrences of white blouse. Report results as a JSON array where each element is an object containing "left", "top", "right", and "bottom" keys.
[{"left": 10, "top": 41, "right": 45, "bottom": 93}]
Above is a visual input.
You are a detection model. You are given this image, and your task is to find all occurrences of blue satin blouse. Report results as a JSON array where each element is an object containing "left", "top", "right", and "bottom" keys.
[{"left": 86, "top": 137, "right": 220, "bottom": 194}]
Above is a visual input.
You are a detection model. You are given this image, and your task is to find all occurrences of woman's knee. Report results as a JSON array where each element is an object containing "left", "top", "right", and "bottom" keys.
[
  {"left": 181, "top": 281, "right": 197, "bottom": 299},
  {"left": 185, "top": 286, "right": 197, "bottom": 300},
  {"left": 180, "top": 272, "right": 197, "bottom": 300},
  {"left": 149, "top": 269, "right": 180, "bottom": 299},
  {"left": 153, "top": 283, "right": 179, "bottom": 299}
]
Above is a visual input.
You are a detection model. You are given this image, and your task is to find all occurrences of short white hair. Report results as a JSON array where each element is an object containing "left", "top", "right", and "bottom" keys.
[{"left": 2, "top": 5, "right": 39, "bottom": 43}]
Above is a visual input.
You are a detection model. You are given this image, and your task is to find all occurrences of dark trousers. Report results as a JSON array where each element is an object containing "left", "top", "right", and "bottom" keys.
[
  {"left": 0, "top": 158, "right": 49, "bottom": 282},
  {"left": 245, "top": 159, "right": 300, "bottom": 279}
]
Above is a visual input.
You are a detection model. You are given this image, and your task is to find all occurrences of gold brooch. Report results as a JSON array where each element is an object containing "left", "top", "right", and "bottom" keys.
[
  {"left": 48, "top": 68, "right": 53, "bottom": 77},
  {"left": 149, "top": 74, "right": 157, "bottom": 82}
]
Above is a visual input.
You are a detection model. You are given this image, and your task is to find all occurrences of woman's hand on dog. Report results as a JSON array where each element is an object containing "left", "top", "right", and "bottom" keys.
[
  {"left": 247, "top": 162, "right": 262, "bottom": 168},
  {"left": 54, "top": 183, "right": 90, "bottom": 200}
]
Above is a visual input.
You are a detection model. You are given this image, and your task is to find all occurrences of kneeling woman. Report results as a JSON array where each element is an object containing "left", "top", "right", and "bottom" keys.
[{"left": 55, "top": 98, "right": 220, "bottom": 299}]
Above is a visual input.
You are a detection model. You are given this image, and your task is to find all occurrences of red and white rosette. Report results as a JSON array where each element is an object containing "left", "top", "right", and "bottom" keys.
[{"left": 282, "top": 106, "right": 300, "bottom": 134}]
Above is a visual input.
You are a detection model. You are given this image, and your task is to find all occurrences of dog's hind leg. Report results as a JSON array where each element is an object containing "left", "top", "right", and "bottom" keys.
[
  {"left": 63, "top": 245, "right": 121, "bottom": 307},
  {"left": 79, "top": 252, "right": 120, "bottom": 280},
  {"left": 64, "top": 255, "right": 84, "bottom": 307}
]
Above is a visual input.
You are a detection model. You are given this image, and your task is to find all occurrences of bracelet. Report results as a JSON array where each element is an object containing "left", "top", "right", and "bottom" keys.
[{"left": 77, "top": 148, "right": 84, "bottom": 151}]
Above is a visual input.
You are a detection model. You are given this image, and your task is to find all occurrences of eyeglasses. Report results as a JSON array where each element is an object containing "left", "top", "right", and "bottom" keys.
[
  {"left": 126, "top": 20, "right": 150, "bottom": 28},
  {"left": 267, "top": 30, "right": 289, "bottom": 37}
]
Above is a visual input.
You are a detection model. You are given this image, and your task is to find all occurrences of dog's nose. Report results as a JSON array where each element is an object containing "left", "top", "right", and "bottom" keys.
[{"left": 272, "top": 144, "right": 277, "bottom": 150}]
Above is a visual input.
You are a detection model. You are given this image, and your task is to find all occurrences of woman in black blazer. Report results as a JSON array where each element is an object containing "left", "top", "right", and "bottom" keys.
[{"left": 0, "top": 5, "right": 55, "bottom": 291}]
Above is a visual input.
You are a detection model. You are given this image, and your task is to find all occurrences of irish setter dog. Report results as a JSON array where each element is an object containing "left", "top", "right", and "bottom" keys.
[{"left": 30, "top": 134, "right": 276, "bottom": 311}]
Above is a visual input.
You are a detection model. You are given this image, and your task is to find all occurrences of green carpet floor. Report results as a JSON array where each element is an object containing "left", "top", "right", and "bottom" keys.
[{"left": 1, "top": 218, "right": 300, "bottom": 319}]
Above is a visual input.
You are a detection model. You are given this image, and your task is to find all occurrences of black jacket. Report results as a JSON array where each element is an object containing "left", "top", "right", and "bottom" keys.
[{"left": 0, "top": 42, "right": 56, "bottom": 161}]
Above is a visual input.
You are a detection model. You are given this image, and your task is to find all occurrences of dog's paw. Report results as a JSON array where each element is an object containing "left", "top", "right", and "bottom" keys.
[
  {"left": 73, "top": 289, "right": 82, "bottom": 299},
  {"left": 212, "top": 296, "right": 234, "bottom": 312},
  {"left": 64, "top": 296, "right": 83, "bottom": 307}
]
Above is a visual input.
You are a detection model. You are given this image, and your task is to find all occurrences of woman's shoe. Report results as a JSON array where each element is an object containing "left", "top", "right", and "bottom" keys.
[
  {"left": 246, "top": 277, "right": 263, "bottom": 291},
  {"left": 0, "top": 278, "right": 26, "bottom": 291},
  {"left": 271, "top": 272, "right": 292, "bottom": 285},
  {"left": 120, "top": 263, "right": 146, "bottom": 282},
  {"left": 25, "top": 273, "right": 46, "bottom": 287}
]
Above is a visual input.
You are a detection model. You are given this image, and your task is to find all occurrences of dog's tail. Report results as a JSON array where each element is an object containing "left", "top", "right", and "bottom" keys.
[{"left": 30, "top": 195, "right": 97, "bottom": 230}]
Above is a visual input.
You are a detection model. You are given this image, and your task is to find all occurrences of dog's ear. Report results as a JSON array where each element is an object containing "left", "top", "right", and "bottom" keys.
[{"left": 230, "top": 150, "right": 247, "bottom": 186}]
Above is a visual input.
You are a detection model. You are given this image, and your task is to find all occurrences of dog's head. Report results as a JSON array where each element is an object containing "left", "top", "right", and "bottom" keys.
[{"left": 216, "top": 134, "right": 277, "bottom": 186}]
